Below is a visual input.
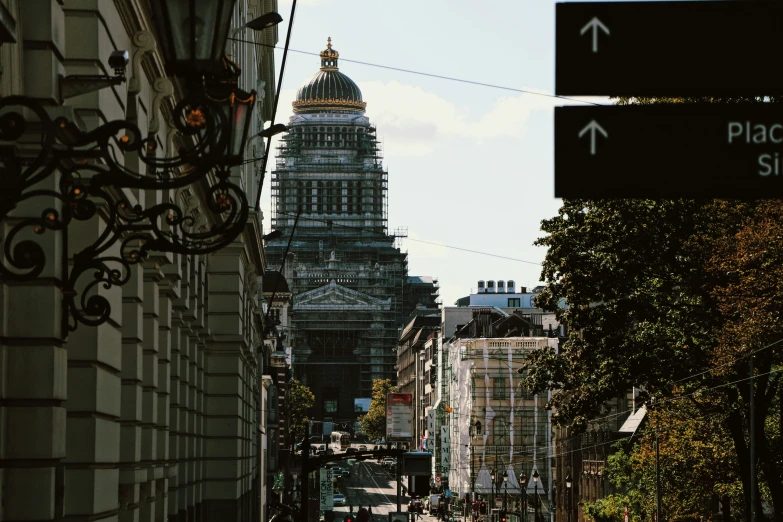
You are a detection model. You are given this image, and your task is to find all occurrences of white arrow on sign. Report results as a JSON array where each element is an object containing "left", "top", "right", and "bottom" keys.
[
  {"left": 578, "top": 120, "right": 608, "bottom": 156},
  {"left": 580, "top": 17, "right": 610, "bottom": 53}
]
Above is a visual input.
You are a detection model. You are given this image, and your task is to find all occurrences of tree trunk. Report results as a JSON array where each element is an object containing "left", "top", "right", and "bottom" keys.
[{"left": 726, "top": 388, "right": 751, "bottom": 522}]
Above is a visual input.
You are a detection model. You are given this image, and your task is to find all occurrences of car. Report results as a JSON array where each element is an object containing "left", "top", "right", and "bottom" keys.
[
  {"left": 345, "top": 447, "right": 357, "bottom": 454},
  {"left": 408, "top": 501, "right": 424, "bottom": 514},
  {"left": 340, "top": 466, "right": 351, "bottom": 478},
  {"left": 358, "top": 445, "right": 367, "bottom": 451},
  {"left": 331, "top": 468, "right": 342, "bottom": 479},
  {"left": 333, "top": 494, "right": 346, "bottom": 506},
  {"left": 381, "top": 457, "right": 394, "bottom": 468}
]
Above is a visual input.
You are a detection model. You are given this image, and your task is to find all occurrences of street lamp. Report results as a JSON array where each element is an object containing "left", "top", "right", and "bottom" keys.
[
  {"left": 490, "top": 469, "right": 496, "bottom": 502},
  {"left": 519, "top": 471, "right": 527, "bottom": 522},
  {"left": 565, "top": 474, "right": 572, "bottom": 522},
  {"left": 246, "top": 11, "right": 284, "bottom": 30},
  {"left": 532, "top": 470, "right": 539, "bottom": 522},
  {"left": 502, "top": 470, "right": 508, "bottom": 512},
  {"left": 151, "top": 0, "right": 238, "bottom": 77}
]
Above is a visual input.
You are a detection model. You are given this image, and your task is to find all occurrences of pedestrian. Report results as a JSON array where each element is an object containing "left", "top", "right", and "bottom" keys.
[{"left": 357, "top": 508, "right": 370, "bottom": 522}]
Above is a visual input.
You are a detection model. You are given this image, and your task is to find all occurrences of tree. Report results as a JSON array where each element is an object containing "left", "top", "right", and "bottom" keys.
[
  {"left": 525, "top": 194, "right": 783, "bottom": 520},
  {"left": 359, "top": 378, "right": 396, "bottom": 440},
  {"left": 289, "top": 379, "right": 315, "bottom": 443}
]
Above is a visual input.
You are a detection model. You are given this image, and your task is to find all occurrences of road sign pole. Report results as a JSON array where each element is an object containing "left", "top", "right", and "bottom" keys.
[{"left": 302, "top": 434, "right": 310, "bottom": 522}]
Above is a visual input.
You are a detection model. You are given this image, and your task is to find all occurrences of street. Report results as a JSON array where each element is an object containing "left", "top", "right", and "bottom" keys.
[{"left": 328, "top": 448, "right": 429, "bottom": 522}]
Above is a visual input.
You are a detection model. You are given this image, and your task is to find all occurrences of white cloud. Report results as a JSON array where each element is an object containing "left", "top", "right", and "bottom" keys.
[{"left": 358, "top": 81, "right": 573, "bottom": 156}]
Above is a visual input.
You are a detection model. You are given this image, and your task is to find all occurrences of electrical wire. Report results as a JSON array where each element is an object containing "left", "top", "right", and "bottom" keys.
[
  {"left": 256, "top": 0, "right": 297, "bottom": 207},
  {"left": 226, "top": 37, "right": 606, "bottom": 107},
  {"left": 270, "top": 210, "right": 543, "bottom": 266},
  {"left": 667, "top": 337, "right": 783, "bottom": 387}
]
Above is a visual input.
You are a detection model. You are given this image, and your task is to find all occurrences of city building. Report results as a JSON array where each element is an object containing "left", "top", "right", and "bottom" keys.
[
  {"left": 554, "top": 389, "right": 636, "bottom": 522},
  {"left": 0, "top": 2, "right": 279, "bottom": 522},
  {"left": 430, "top": 281, "right": 562, "bottom": 520},
  {"left": 262, "top": 270, "right": 294, "bottom": 506},
  {"left": 265, "top": 39, "right": 438, "bottom": 434},
  {"left": 397, "top": 311, "right": 441, "bottom": 448},
  {"left": 444, "top": 311, "right": 557, "bottom": 518}
]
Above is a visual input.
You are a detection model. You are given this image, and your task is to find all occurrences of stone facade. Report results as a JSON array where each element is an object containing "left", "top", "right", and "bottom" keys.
[{"left": 0, "top": 1, "right": 278, "bottom": 522}]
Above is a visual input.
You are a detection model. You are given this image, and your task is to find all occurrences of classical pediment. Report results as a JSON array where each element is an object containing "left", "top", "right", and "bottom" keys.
[{"left": 294, "top": 280, "right": 391, "bottom": 311}]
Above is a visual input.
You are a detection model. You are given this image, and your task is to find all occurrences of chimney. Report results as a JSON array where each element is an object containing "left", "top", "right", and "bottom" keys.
[{"left": 520, "top": 286, "right": 527, "bottom": 293}]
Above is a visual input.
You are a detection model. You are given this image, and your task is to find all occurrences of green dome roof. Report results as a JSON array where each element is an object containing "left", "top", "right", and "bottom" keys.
[{"left": 292, "top": 38, "right": 366, "bottom": 114}]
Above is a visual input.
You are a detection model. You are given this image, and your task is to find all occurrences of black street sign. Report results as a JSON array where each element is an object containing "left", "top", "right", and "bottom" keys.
[
  {"left": 555, "top": 104, "right": 783, "bottom": 199},
  {"left": 556, "top": 1, "right": 783, "bottom": 97}
]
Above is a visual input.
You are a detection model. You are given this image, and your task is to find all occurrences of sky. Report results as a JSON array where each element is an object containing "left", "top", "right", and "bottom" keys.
[{"left": 260, "top": 0, "right": 604, "bottom": 306}]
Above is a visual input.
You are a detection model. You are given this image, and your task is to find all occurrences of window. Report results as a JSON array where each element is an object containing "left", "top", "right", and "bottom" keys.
[
  {"left": 518, "top": 413, "right": 535, "bottom": 445},
  {"left": 493, "top": 377, "right": 506, "bottom": 400},
  {"left": 325, "top": 399, "right": 338, "bottom": 413},
  {"left": 508, "top": 298, "right": 521, "bottom": 307},
  {"left": 493, "top": 416, "right": 506, "bottom": 441}
]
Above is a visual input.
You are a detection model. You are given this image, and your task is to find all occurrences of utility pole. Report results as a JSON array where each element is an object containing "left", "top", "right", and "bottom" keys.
[
  {"left": 302, "top": 432, "right": 311, "bottom": 522},
  {"left": 749, "top": 355, "right": 756, "bottom": 522},
  {"left": 471, "top": 445, "right": 475, "bottom": 496},
  {"left": 395, "top": 442, "right": 402, "bottom": 514},
  {"left": 653, "top": 396, "right": 661, "bottom": 522}
]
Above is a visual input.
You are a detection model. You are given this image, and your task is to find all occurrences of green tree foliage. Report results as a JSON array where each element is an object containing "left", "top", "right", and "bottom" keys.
[
  {"left": 359, "top": 378, "right": 396, "bottom": 440},
  {"left": 289, "top": 379, "right": 315, "bottom": 442},
  {"left": 525, "top": 195, "right": 783, "bottom": 520}
]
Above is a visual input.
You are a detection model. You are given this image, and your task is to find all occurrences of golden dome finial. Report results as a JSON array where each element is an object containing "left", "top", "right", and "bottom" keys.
[{"left": 327, "top": 37, "right": 332, "bottom": 50}]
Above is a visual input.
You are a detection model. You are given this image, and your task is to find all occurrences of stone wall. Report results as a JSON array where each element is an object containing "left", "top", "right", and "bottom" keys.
[{"left": 0, "top": 1, "right": 275, "bottom": 521}]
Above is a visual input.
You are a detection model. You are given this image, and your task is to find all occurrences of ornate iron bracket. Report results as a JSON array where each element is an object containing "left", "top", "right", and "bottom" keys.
[{"left": 0, "top": 91, "right": 251, "bottom": 331}]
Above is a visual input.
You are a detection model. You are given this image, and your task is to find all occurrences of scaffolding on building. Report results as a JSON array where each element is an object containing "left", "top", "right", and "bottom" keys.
[{"left": 266, "top": 114, "right": 439, "bottom": 403}]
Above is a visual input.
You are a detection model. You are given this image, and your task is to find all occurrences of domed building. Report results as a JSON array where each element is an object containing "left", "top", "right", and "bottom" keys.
[{"left": 265, "top": 39, "right": 439, "bottom": 435}]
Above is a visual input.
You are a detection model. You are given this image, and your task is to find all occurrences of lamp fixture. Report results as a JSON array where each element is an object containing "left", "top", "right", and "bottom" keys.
[
  {"left": 151, "top": 0, "right": 237, "bottom": 78},
  {"left": 566, "top": 474, "right": 572, "bottom": 489},
  {"left": 533, "top": 469, "right": 539, "bottom": 483},
  {"left": 246, "top": 12, "right": 283, "bottom": 31},
  {"left": 257, "top": 123, "right": 288, "bottom": 138}
]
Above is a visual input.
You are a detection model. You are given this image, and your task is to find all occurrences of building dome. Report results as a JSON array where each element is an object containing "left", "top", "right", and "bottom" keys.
[{"left": 292, "top": 37, "right": 367, "bottom": 114}]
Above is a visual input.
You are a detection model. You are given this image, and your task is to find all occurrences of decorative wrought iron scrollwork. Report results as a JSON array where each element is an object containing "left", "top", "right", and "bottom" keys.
[{"left": 0, "top": 91, "right": 252, "bottom": 331}]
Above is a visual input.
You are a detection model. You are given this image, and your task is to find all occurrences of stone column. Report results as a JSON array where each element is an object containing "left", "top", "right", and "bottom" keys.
[
  {"left": 118, "top": 264, "right": 145, "bottom": 522},
  {"left": 157, "top": 254, "right": 180, "bottom": 522},
  {"left": 203, "top": 245, "right": 253, "bottom": 522},
  {"left": 0, "top": 2, "right": 67, "bottom": 517},
  {"left": 63, "top": 218, "right": 123, "bottom": 522},
  {"left": 139, "top": 261, "right": 164, "bottom": 522},
  {"left": 170, "top": 254, "right": 192, "bottom": 522}
]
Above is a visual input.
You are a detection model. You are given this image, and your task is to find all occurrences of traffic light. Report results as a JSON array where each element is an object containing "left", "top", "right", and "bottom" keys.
[
  {"left": 500, "top": 511, "right": 507, "bottom": 522},
  {"left": 479, "top": 502, "right": 487, "bottom": 515}
]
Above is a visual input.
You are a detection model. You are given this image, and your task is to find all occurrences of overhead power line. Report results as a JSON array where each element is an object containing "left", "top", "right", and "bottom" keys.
[
  {"left": 227, "top": 37, "right": 605, "bottom": 107},
  {"left": 272, "top": 210, "right": 543, "bottom": 266}
]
